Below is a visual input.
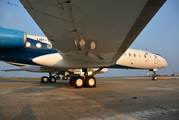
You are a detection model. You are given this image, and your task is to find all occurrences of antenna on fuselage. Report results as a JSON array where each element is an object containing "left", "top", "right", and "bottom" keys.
[{"left": 7, "top": 2, "right": 24, "bottom": 8}]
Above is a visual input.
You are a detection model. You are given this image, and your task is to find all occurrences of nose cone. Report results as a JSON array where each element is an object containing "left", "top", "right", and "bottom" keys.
[{"left": 163, "top": 58, "right": 168, "bottom": 68}]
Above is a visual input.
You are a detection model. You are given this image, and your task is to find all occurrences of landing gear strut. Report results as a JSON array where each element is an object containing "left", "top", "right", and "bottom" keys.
[
  {"left": 150, "top": 69, "right": 157, "bottom": 81},
  {"left": 152, "top": 71, "right": 156, "bottom": 80}
]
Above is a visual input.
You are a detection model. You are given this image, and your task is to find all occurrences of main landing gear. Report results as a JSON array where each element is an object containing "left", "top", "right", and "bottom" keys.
[
  {"left": 40, "top": 68, "right": 103, "bottom": 88},
  {"left": 69, "top": 75, "right": 97, "bottom": 88},
  {"left": 69, "top": 68, "right": 103, "bottom": 88}
]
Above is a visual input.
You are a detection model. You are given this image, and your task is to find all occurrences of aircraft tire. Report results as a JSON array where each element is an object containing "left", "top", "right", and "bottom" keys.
[
  {"left": 49, "top": 76, "right": 56, "bottom": 83},
  {"left": 72, "top": 77, "right": 84, "bottom": 88},
  {"left": 41, "top": 76, "right": 49, "bottom": 83},
  {"left": 85, "top": 76, "right": 96, "bottom": 87}
]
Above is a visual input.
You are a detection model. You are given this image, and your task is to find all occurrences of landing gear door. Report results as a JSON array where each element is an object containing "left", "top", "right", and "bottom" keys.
[{"left": 154, "top": 56, "right": 158, "bottom": 64}]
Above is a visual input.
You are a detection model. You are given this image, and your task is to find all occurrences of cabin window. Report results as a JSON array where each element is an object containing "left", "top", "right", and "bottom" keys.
[
  {"left": 129, "top": 53, "right": 131, "bottom": 57},
  {"left": 26, "top": 42, "right": 31, "bottom": 47},
  {"left": 133, "top": 54, "right": 136, "bottom": 57},
  {"left": 47, "top": 44, "right": 52, "bottom": 49},
  {"left": 36, "top": 43, "right": 42, "bottom": 48},
  {"left": 138, "top": 54, "right": 141, "bottom": 58},
  {"left": 144, "top": 55, "right": 147, "bottom": 58}
]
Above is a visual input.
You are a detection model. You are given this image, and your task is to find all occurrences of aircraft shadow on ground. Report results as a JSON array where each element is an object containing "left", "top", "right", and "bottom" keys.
[{"left": 11, "top": 82, "right": 69, "bottom": 93}]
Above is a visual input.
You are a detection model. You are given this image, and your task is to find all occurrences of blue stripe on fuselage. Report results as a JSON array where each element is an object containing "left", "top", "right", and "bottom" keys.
[
  {"left": 108, "top": 64, "right": 139, "bottom": 69},
  {"left": 0, "top": 38, "right": 57, "bottom": 65},
  {"left": 0, "top": 38, "right": 144, "bottom": 69}
]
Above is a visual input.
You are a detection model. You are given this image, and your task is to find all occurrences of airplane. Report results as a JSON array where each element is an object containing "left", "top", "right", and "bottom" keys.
[
  {"left": 0, "top": 0, "right": 167, "bottom": 88},
  {"left": 172, "top": 70, "right": 179, "bottom": 79},
  {"left": 0, "top": 27, "right": 167, "bottom": 86},
  {"left": 173, "top": 70, "right": 179, "bottom": 75}
]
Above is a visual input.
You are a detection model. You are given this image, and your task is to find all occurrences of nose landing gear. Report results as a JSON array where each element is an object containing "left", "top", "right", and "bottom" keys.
[
  {"left": 152, "top": 71, "right": 156, "bottom": 80},
  {"left": 150, "top": 69, "right": 157, "bottom": 80}
]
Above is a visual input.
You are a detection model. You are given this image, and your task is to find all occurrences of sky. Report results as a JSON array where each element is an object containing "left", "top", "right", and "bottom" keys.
[{"left": 0, "top": 0, "right": 179, "bottom": 77}]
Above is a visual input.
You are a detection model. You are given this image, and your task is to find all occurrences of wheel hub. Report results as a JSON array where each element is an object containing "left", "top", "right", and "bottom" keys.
[
  {"left": 51, "top": 78, "right": 55, "bottom": 82},
  {"left": 76, "top": 79, "right": 83, "bottom": 86},
  {"left": 44, "top": 78, "right": 48, "bottom": 82},
  {"left": 89, "top": 78, "right": 95, "bottom": 86}
]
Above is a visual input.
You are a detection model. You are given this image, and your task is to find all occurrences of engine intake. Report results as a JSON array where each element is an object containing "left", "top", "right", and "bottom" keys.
[{"left": 0, "top": 28, "right": 27, "bottom": 48}]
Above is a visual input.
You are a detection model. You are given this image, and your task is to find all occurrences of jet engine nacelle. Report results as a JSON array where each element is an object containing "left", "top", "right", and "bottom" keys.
[{"left": 0, "top": 28, "right": 27, "bottom": 48}]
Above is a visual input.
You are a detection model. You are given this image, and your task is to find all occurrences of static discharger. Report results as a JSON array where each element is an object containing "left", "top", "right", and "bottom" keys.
[{"left": 7, "top": 2, "right": 24, "bottom": 8}]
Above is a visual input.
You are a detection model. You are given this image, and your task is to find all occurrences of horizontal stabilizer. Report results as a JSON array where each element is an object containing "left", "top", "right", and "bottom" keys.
[{"left": 1, "top": 61, "right": 28, "bottom": 67}]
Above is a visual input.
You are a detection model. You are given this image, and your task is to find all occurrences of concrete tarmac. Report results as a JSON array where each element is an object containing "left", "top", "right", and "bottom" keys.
[{"left": 0, "top": 78, "right": 179, "bottom": 120}]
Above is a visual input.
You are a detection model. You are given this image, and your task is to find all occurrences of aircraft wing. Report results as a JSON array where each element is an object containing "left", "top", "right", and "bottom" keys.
[{"left": 20, "top": 0, "right": 166, "bottom": 67}]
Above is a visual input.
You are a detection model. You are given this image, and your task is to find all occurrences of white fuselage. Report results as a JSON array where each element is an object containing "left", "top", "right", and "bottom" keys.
[
  {"left": 26, "top": 35, "right": 168, "bottom": 71},
  {"left": 116, "top": 49, "right": 167, "bottom": 69}
]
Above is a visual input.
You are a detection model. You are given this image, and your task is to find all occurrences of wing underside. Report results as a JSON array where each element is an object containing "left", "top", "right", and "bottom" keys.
[{"left": 20, "top": 0, "right": 166, "bottom": 67}]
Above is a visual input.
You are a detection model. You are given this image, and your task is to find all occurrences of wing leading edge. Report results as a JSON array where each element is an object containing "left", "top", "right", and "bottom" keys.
[{"left": 20, "top": 0, "right": 166, "bottom": 67}]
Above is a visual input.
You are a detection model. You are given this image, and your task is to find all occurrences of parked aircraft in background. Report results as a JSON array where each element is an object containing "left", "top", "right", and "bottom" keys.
[
  {"left": 0, "top": 0, "right": 167, "bottom": 88},
  {"left": 172, "top": 70, "right": 179, "bottom": 76}
]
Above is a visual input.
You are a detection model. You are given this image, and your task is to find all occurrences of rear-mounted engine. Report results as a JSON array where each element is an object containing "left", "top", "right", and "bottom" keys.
[{"left": 0, "top": 28, "right": 27, "bottom": 48}]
